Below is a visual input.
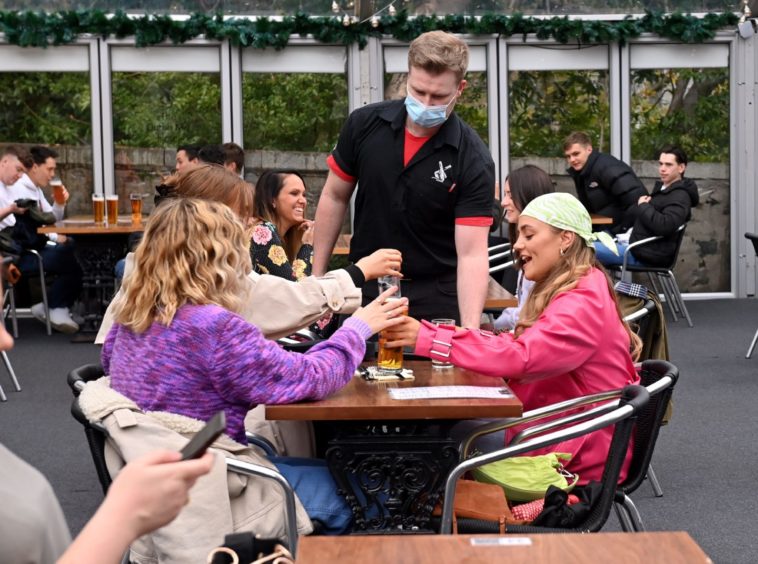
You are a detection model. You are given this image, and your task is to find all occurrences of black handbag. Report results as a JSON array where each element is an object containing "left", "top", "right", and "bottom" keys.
[
  {"left": 207, "top": 533, "right": 293, "bottom": 564},
  {"left": 12, "top": 200, "right": 56, "bottom": 251}
]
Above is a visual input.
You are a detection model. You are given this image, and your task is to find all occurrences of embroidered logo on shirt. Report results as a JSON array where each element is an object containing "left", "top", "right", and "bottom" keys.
[
  {"left": 589, "top": 181, "right": 599, "bottom": 188},
  {"left": 433, "top": 161, "right": 453, "bottom": 183}
]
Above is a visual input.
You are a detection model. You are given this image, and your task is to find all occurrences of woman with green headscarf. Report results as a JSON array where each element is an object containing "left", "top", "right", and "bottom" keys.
[{"left": 385, "top": 192, "right": 642, "bottom": 484}]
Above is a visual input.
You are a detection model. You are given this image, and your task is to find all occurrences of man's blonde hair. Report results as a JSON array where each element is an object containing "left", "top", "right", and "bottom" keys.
[
  {"left": 408, "top": 31, "right": 469, "bottom": 82},
  {"left": 515, "top": 232, "right": 641, "bottom": 361},
  {"left": 111, "top": 198, "right": 251, "bottom": 333}
]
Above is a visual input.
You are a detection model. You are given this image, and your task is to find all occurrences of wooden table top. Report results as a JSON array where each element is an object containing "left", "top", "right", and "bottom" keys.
[
  {"left": 296, "top": 532, "right": 712, "bottom": 564},
  {"left": 38, "top": 216, "right": 146, "bottom": 235},
  {"left": 590, "top": 213, "right": 613, "bottom": 226},
  {"left": 265, "top": 360, "right": 522, "bottom": 421}
]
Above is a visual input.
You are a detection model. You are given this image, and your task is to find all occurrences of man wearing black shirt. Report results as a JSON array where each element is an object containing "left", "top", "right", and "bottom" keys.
[{"left": 313, "top": 31, "right": 495, "bottom": 327}]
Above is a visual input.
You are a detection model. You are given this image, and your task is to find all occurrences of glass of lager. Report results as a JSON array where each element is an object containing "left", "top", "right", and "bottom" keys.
[
  {"left": 130, "top": 193, "right": 143, "bottom": 225},
  {"left": 377, "top": 275, "right": 406, "bottom": 373},
  {"left": 106, "top": 195, "right": 119, "bottom": 225},
  {"left": 92, "top": 194, "right": 105, "bottom": 224}
]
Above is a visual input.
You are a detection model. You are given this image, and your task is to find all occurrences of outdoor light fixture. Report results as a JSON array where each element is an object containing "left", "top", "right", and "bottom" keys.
[{"left": 738, "top": 0, "right": 756, "bottom": 38}]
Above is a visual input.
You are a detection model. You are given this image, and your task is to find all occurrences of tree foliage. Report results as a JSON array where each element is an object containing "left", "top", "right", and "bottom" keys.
[
  {"left": 630, "top": 67, "right": 729, "bottom": 162},
  {"left": 242, "top": 73, "right": 348, "bottom": 151},
  {"left": 112, "top": 72, "right": 222, "bottom": 147},
  {"left": 0, "top": 72, "right": 91, "bottom": 144},
  {"left": 508, "top": 70, "right": 611, "bottom": 157}
]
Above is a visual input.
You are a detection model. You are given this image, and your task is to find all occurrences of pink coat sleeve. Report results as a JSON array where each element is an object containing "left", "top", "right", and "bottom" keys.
[{"left": 415, "top": 279, "right": 615, "bottom": 382}]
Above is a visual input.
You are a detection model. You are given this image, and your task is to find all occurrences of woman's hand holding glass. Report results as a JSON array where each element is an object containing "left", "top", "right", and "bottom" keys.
[
  {"left": 299, "top": 220, "right": 315, "bottom": 245},
  {"left": 355, "top": 248, "right": 403, "bottom": 281},
  {"left": 351, "top": 286, "right": 408, "bottom": 335},
  {"left": 384, "top": 315, "right": 422, "bottom": 349}
]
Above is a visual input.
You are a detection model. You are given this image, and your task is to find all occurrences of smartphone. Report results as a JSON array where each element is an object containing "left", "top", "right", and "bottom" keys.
[{"left": 180, "top": 411, "right": 226, "bottom": 460}]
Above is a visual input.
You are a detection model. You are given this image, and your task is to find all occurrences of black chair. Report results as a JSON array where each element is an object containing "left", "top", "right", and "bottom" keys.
[
  {"left": 613, "top": 360, "right": 678, "bottom": 531},
  {"left": 745, "top": 233, "right": 758, "bottom": 358},
  {"left": 441, "top": 384, "right": 650, "bottom": 534},
  {"left": 610, "top": 224, "right": 692, "bottom": 327},
  {"left": 66, "top": 363, "right": 300, "bottom": 555}
]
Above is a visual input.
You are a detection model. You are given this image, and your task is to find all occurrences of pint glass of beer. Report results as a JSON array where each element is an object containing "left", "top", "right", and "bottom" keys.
[
  {"left": 106, "top": 195, "right": 119, "bottom": 224},
  {"left": 130, "top": 193, "right": 143, "bottom": 224},
  {"left": 92, "top": 194, "right": 105, "bottom": 224},
  {"left": 377, "top": 275, "right": 406, "bottom": 373},
  {"left": 50, "top": 178, "right": 66, "bottom": 205}
]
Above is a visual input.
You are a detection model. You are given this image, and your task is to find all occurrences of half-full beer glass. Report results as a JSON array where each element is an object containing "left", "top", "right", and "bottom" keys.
[
  {"left": 377, "top": 275, "right": 406, "bottom": 373},
  {"left": 92, "top": 194, "right": 105, "bottom": 224}
]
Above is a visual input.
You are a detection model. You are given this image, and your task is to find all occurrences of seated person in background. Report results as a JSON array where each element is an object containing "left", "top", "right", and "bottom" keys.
[
  {"left": 197, "top": 144, "right": 226, "bottom": 166},
  {"left": 0, "top": 145, "right": 82, "bottom": 333},
  {"left": 594, "top": 145, "right": 698, "bottom": 268},
  {"left": 175, "top": 143, "right": 200, "bottom": 173},
  {"left": 564, "top": 131, "right": 647, "bottom": 234},
  {"left": 96, "top": 165, "right": 402, "bottom": 344},
  {"left": 103, "top": 197, "right": 408, "bottom": 535},
  {"left": 386, "top": 193, "right": 641, "bottom": 484},
  {"left": 492, "top": 164, "right": 554, "bottom": 332},
  {"left": 13, "top": 146, "right": 68, "bottom": 226},
  {"left": 0, "top": 278, "right": 213, "bottom": 564},
  {"left": 223, "top": 142, "right": 245, "bottom": 177},
  {"left": 252, "top": 169, "right": 314, "bottom": 280}
]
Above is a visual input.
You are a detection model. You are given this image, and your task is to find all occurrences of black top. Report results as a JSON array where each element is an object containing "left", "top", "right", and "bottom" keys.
[
  {"left": 331, "top": 99, "right": 495, "bottom": 279},
  {"left": 567, "top": 151, "right": 647, "bottom": 234},
  {"left": 629, "top": 177, "right": 699, "bottom": 267}
]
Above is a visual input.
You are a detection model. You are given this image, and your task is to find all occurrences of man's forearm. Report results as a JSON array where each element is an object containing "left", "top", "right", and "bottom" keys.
[
  {"left": 457, "top": 255, "right": 489, "bottom": 328},
  {"left": 313, "top": 196, "right": 349, "bottom": 276}
]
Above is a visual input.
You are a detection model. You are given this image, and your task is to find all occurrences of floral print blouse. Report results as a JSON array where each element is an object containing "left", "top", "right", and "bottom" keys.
[{"left": 251, "top": 221, "right": 313, "bottom": 281}]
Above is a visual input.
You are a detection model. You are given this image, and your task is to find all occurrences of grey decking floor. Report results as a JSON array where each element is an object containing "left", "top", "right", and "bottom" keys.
[{"left": 1, "top": 298, "right": 756, "bottom": 563}]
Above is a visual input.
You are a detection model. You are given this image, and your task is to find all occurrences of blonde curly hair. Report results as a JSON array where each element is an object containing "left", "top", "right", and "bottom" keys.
[
  {"left": 515, "top": 233, "right": 642, "bottom": 361},
  {"left": 111, "top": 198, "right": 251, "bottom": 332}
]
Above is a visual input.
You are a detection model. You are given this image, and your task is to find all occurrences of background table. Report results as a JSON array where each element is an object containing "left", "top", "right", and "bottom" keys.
[
  {"left": 296, "top": 532, "right": 712, "bottom": 563},
  {"left": 38, "top": 217, "right": 146, "bottom": 337},
  {"left": 267, "top": 361, "right": 521, "bottom": 533}
]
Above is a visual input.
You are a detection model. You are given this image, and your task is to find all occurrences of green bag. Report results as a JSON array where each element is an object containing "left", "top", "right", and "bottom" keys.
[{"left": 471, "top": 452, "right": 579, "bottom": 503}]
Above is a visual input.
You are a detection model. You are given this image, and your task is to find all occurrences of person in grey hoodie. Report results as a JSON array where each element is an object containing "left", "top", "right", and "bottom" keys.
[{"left": 594, "top": 145, "right": 698, "bottom": 267}]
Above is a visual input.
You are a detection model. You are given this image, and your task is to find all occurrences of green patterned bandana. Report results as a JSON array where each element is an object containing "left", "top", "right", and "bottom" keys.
[{"left": 520, "top": 192, "right": 618, "bottom": 255}]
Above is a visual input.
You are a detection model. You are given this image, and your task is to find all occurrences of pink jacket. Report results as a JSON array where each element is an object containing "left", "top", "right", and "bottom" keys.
[{"left": 415, "top": 267, "right": 639, "bottom": 484}]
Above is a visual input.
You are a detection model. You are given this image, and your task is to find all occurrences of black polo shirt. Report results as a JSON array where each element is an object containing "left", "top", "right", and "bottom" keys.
[{"left": 330, "top": 99, "right": 495, "bottom": 279}]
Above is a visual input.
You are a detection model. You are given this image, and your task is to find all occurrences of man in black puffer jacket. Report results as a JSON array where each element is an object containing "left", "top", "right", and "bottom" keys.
[
  {"left": 594, "top": 145, "right": 699, "bottom": 268},
  {"left": 564, "top": 132, "right": 647, "bottom": 234}
]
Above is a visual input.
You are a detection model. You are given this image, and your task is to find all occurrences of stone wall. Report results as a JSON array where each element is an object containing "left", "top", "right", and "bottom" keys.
[{"left": 51, "top": 146, "right": 730, "bottom": 292}]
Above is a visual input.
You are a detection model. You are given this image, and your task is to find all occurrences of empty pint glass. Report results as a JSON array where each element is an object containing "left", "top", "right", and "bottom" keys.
[
  {"left": 92, "top": 194, "right": 105, "bottom": 224},
  {"left": 130, "top": 193, "right": 143, "bottom": 224},
  {"left": 377, "top": 275, "right": 406, "bottom": 373},
  {"left": 106, "top": 195, "right": 119, "bottom": 224}
]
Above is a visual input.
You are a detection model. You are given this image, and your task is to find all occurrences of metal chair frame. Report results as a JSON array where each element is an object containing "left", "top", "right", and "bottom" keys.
[
  {"left": 441, "top": 384, "right": 650, "bottom": 534},
  {"left": 67, "top": 364, "right": 300, "bottom": 557},
  {"left": 613, "top": 224, "right": 692, "bottom": 327}
]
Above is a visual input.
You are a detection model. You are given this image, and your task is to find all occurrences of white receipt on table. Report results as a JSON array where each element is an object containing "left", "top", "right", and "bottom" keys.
[{"left": 388, "top": 386, "right": 513, "bottom": 400}]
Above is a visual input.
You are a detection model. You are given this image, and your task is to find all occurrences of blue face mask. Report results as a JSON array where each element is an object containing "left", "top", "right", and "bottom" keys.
[{"left": 404, "top": 89, "right": 457, "bottom": 129}]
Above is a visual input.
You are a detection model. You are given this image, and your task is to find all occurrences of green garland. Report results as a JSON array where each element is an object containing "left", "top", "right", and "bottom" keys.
[{"left": 0, "top": 9, "right": 739, "bottom": 49}]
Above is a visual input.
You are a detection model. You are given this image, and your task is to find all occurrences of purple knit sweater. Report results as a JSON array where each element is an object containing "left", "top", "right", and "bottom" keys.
[{"left": 102, "top": 304, "right": 371, "bottom": 443}]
